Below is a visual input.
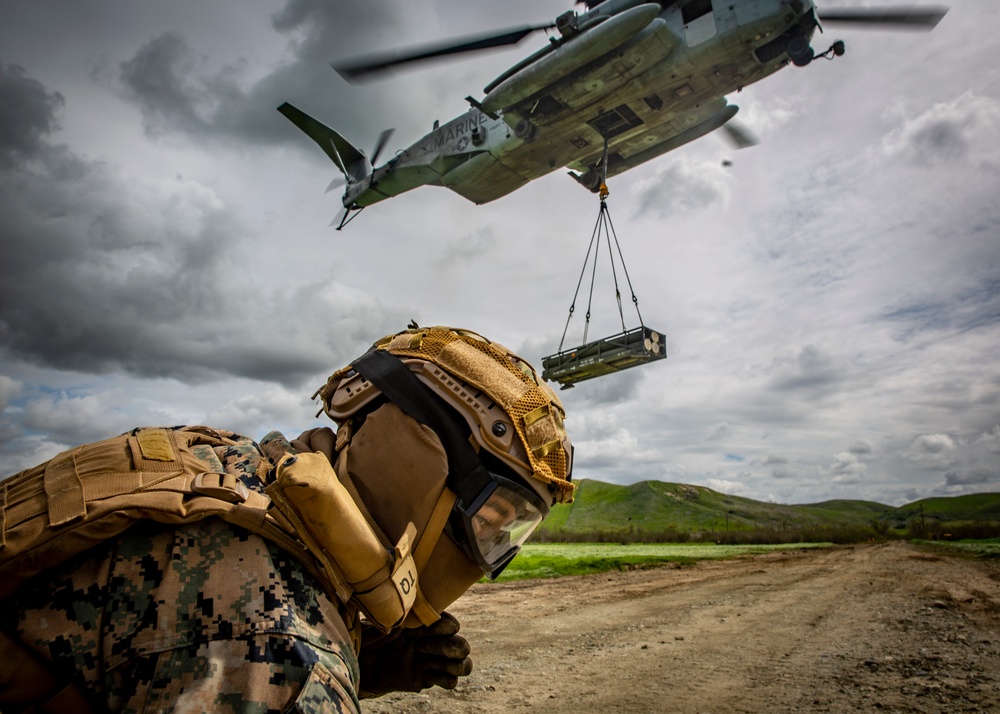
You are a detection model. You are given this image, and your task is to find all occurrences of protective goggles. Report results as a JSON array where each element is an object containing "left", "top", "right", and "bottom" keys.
[{"left": 449, "top": 470, "right": 549, "bottom": 579}]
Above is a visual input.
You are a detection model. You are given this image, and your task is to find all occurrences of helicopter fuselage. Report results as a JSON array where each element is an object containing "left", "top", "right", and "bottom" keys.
[{"left": 336, "top": 0, "right": 825, "bottom": 211}]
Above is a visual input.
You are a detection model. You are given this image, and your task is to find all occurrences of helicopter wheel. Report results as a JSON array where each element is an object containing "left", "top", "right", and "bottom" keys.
[{"left": 787, "top": 36, "right": 814, "bottom": 67}]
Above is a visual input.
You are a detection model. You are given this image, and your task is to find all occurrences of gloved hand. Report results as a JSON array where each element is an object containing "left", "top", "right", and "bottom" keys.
[
  {"left": 358, "top": 611, "right": 473, "bottom": 698},
  {"left": 290, "top": 427, "right": 337, "bottom": 463}
]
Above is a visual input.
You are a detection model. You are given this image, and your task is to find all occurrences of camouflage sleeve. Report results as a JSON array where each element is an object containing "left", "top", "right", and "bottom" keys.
[
  {"left": 1, "top": 518, "right": 362, "bottom": 714},
  {"left": 115, "top": 635, "right": 359, "bottom": 713}
]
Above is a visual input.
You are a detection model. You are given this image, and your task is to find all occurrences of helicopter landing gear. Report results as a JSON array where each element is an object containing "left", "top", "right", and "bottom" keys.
[
  {"left": 787, "top": 35, "right": 815, "bottom": 66},
  {"left": 788, "top": 35, "right": 847, "bottom": 66}
]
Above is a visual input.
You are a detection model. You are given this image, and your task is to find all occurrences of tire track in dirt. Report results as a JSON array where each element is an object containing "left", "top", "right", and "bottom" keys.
[{"left": 364, "top": 543, "right": 1000, "bottom": 713}]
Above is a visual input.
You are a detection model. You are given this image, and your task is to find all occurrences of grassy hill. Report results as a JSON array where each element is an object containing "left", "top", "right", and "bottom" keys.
[
  {"left": 536, "top": 479, "right": 1000, "bottom": 542},
  {"left": 893, "top": 493, "right": 1000, "bottom": 526}
]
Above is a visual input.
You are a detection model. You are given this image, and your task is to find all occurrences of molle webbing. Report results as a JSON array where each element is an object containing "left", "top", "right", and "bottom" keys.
[
  {"left": 0, "top": 427, "right": 414, "bottom": 634},
  {"left": 0, "top": 427, "right": 306, "bottom": 603}
]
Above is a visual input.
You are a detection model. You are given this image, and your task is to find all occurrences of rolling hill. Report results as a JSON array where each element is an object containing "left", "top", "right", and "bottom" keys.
[{"left": 536, "top": 479, "right": 1000, "bottom": 539}]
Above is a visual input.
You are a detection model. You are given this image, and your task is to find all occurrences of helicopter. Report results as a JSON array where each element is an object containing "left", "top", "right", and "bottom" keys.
[{"left": 278, "top": 0, "right": 948, "bottom": 229}]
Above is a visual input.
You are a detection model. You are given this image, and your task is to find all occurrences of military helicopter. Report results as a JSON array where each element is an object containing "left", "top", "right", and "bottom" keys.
[{"left": 278, "top": 0, "right": 947, "bottom": 229}]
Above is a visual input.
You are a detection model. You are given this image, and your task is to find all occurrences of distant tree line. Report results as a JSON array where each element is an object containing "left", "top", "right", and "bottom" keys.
[
  {"left": 532, "top": 520, "right": 1000, "bottom": 545},
  {"left": 903, "top": 520, "right": 1000, "bottom": 541},
  {"left": 532, "top": 524, "right": 874, "bottom": 545}
]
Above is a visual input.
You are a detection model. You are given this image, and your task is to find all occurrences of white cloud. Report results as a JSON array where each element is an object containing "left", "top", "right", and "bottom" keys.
[
  {"left": 0, "top": 376, "right": 20, "bottom": 411},
  {"left": 707, "top": 421, "right": 731, "bottom": 441},
  {"left": 21, "top": 392, "right": 135, "bottom": 446},
  {"left": 978, "top": 425, "right": 1000, "bottom": 454},
  {"left": 905, "top": 434, "right": 959, "bottom": 471},
  {"left": 771, "top": 465, "right": 796, "bottom": 480},
  {"left": 882, "top": 91, "right": 1000, "bottom": 167},
  {"left": 828, "top": 452, "right": 867, "bottom": 485},
  {"left": 204, "top": 383, "right": 315, "bottom": 439},
  {"left": 849, "top": 439, "right": 874, "bottom": 456},
  {"left": 705, "top": 477, "right": 752, "bottom": 497},
  {"left": 754, "top": 454, "right": 789, "bottom": 466}
]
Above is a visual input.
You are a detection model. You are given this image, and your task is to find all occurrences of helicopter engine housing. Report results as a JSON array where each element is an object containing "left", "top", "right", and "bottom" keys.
[{"left": 481, "top": 3, "right": 662, "bottom": 114}]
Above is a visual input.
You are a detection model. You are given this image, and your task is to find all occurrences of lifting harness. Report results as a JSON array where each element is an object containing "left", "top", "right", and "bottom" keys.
[{"left": 541, "top": 139, "right": 668, "bottom": 389}]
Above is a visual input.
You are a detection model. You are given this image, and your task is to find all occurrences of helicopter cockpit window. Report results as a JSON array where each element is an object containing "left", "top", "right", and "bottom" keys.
[{"left": 682, "top": 0, "right": 716, "bottom": 47}]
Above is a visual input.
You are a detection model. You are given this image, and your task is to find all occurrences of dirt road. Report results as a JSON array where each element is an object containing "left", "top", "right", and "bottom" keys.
[{"left": 364, "top": 542, "right": 1000, "bottom": 713}]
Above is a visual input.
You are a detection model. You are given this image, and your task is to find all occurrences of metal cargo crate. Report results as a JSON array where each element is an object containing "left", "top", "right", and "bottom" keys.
[{"left": 541, "top": 326, "right": 667, "bottom": 389}]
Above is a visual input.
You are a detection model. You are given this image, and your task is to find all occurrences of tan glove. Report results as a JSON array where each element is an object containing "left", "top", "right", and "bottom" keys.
[{"left": 358, "top": 611, "right": 473, "bottom": 698}]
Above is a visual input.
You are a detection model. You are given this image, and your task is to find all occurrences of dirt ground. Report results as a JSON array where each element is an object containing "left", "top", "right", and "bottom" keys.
[{"left": 364, "top": 542, "right": 1000, "bottom": 713}]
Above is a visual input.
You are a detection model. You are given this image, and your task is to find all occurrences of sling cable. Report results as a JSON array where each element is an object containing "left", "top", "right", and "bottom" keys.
[{"left": 541, "top": 141, "right": 667, "bottom": 389}]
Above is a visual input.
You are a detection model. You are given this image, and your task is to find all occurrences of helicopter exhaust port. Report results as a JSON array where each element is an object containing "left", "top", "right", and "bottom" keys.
[
  {"left": 570, "top": 169, "right": 602, "bottom": 192},
  {"left": 514, "top": 118, "right": 537, "bottom": 143}
]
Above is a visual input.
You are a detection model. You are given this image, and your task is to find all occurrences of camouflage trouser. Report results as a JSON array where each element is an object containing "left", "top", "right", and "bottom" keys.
[{"left": 1, "top": 518, "right": 361, "bottom": 713}]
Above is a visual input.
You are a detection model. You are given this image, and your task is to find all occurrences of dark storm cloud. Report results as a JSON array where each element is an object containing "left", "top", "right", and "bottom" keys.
[
  {"left": 944, "top": 467, "right": 996, "bottom": 487},
  {"left": 117, "top": 0, "right": 429, "bottom": 152},
  {"left": 0, "top": 62, "right": 64, "bottom": 165},
  {"left": 0, "top": 65, "right": 396, "bottom": 385},
  {"left": 119, "top": 33, "right": 210, "bottom": 138}
]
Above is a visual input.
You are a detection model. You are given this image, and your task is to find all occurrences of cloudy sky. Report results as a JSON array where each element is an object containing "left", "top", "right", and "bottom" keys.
[{"left": 1, "top": 0, "right": 998, "bottom": 506}]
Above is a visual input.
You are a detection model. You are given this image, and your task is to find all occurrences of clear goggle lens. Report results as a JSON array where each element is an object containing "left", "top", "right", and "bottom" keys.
[{"left": 458, "top": 474, "right": 548, "bottom": 576}]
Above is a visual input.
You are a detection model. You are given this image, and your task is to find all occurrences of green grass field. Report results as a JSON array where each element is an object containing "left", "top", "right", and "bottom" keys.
[
  {"left": 492, "top": 542, "right": 834, "bottom": 582},
  {"left": 913, "top": 539, "right": 1000, "bottom": 558}
]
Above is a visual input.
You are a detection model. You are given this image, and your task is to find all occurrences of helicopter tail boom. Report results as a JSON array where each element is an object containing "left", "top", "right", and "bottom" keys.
[{"left": 278, "top": 102, "right": 372, "bottom": 183}]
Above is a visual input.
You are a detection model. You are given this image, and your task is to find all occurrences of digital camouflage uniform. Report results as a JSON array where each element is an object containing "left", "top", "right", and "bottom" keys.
[{"left": 0, "top": 430, "right": 362, "bottom": 713}]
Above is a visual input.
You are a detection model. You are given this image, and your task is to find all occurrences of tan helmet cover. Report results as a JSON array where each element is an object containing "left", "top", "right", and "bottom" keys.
[{"left": 317, "top": 326, "right": 574, "bottom": 504}]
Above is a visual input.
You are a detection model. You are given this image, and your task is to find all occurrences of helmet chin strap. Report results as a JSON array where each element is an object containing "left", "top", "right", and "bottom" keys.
[{"left": 405, "top": 486, "right": 458, "bottom": 626}]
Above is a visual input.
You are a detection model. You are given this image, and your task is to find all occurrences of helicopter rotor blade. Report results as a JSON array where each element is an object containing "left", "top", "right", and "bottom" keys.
[
  {"left": 370, "top": 128, "right": 395, "bottom": 166},
  {"left": 722, "top": 121, "right": 758, "bottom": 150},
  {"left": 817, "top": 6, "right": 948, "bottom": 30},
  {"left": 333, "top": 23, "right": 555, "bottom": 82}
]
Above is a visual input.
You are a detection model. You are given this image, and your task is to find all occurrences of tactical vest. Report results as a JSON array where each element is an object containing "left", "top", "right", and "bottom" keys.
[
  {"left": 0, "top": 425, "right": 419, "bottom": 628},
  {"left": 0, "top": 425, "right": 424, "bottom": 710}
]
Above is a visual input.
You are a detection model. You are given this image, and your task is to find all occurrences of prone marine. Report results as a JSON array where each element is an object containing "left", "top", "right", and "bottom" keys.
[{"left": 0, "top": 325, "right": 574, "bottom": 712}]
